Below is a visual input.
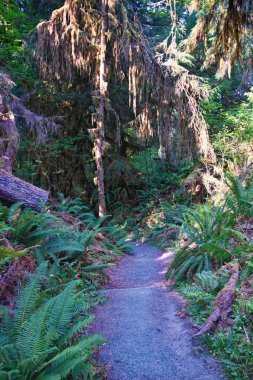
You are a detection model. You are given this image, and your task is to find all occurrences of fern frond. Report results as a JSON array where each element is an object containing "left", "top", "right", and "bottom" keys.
[
  {"left": 45, "top": 281, "right": 78, "bottom": 344},
  {"left": 17, "top": 297, "right": 54, "bottom": 359},
  {"left": 13, "top": 269, "right": 43, "bottom": 329},
  {"left": 61, "top": 315, "right": 95, "bottom": 344}
]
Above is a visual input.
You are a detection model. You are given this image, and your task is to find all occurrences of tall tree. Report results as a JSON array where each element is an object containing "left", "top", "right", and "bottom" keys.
[{"left": 95, "top": 0, "right": 108, "bottom": 216}]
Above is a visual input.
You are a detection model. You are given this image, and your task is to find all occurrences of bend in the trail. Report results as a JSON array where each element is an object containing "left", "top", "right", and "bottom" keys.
[{"left": 90, "top": 242, "right": 225, "bottom": 380}]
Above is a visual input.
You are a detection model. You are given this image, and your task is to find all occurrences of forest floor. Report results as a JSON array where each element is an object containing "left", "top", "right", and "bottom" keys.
[{"left": 89, "top": 242, "right": 226, "bottom": 380}]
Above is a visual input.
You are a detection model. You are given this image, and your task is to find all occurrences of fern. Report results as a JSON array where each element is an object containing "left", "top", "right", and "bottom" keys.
[
  {"left": 0, "top": 270, "right": 104, "bottom": 379},
  {"left": 57, "top": 194, "right": 90, "bottom": 221},
  {"left": 168, "top": 203, "right": 237, "bottom": 281},
  {"left": 226, "top": 175, "right": 253, "bottom": 217},
  {"left": 0, "top": 221, "right": 12, "bottom": 235},
  {"left": 6, "top": 204, "right": 107, "bottom": 271},
  {"left": 194, "top": 271, "right": 220, "bottom": 292},
  {"left": 7, "top": 201, "right": 25, "bottom": 223},
  {"left": 13, "top": 269, "right": 43, "bottom": 330}
]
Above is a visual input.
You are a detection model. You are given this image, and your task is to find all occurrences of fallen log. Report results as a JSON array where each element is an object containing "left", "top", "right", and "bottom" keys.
[
  {"left": 0, "top": 173, "right": 49, "bottom": 211},
  {"left": 194, "top": 261, "right": 239, "bottom": 336}
]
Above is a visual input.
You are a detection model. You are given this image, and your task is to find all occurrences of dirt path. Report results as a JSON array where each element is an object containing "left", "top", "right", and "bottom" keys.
[{"left": 90, "top": 243, "right": 225, "bottom": 380}]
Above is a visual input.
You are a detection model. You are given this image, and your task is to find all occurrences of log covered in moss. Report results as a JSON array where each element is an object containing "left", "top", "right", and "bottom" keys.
[{"left": 0, "top": 174, "right": 49, "bottom": 211}]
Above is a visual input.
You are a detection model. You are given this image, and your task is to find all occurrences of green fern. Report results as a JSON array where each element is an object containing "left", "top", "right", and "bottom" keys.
[
  {"left": 194, "top": 271, "right": 220, "bottom": 292},
  {"left": 57, "top": 194, "right": 90, "bottom": 221},
  {"left": 0, "top": 270, "right": 104, "bottom": 379},
  {"left": 226, "top": 175, "right": 253, "bottom": 217},
  {"left": 7, "top": 205, "right": 107, "bottom": 269},
  {"left": 167, "top": 203, "right": 238, "bottom": 281}
]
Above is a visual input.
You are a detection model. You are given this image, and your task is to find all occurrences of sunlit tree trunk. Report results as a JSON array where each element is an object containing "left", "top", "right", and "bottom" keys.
[{"left": 95, "top": 0, "right": 107, "bottom": 217}]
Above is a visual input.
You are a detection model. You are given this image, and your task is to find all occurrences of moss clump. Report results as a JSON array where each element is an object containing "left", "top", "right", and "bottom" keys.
[{"left": 0, "top": 246, "right": 26, "bottom": 259}]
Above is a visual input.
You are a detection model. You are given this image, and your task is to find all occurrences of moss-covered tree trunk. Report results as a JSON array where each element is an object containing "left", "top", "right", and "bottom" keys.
[{"left": 95, "top": 0, "right": 107, "bottom": 217}]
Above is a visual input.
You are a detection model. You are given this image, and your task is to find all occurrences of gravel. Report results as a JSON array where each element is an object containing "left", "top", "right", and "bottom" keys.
[{"left": 90, "top": 242, "right": 225, "bottom": 380}]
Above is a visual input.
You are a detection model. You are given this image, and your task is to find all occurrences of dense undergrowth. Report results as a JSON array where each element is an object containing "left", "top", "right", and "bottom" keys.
[{"left": 0, "top": 198, "right": 130, "bottom": 379}]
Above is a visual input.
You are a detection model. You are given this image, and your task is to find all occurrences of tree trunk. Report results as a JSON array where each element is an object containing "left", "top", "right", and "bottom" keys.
[
  {"left": 0, "top": 98, "right": 19, "bottom": 173},
  {"left": 0, "top": 173, "right": 49, "bottom": 211},
  {"left": 94, "top": 0, "right": 107, "bottom": 217}
]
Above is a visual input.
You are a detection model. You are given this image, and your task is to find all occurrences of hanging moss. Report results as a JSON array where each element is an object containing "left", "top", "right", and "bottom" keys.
[
  {"left": 36, "top": 0, "right": 215, "bottom": 168},
  {"left": 188, "top": 0, "right": 253, "bottom": 77}
]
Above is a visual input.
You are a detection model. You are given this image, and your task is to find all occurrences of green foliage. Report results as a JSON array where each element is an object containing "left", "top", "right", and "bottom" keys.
[
  {"left": 194, "top": 271, "right": 220, "bottom": 292},
  {"left": 131, "top": 147, "right": 194, "bottom": 193},
  {"left": 194, "top": 268, "right": 230, "bottom": 292},
  {"left": 0, "top": 197, "right": 129, "bottom": 378},
  {"left": 178, "top": 274, "right": 253, "bottom": 380},
  {"left": 0, "top": 1, "right": 37, "bottom": 85},
  {"left": 104, "top": 158, "right": 142, "bottom": 216},
  {"left": 167, "top": 203, "right": 240, "bottom": 280},
  {"left": 0, "top": 270, "right": 104, "bottom": 379},
  {"left": 226, "top": 175, "right": 253, "bottom": 218},
  {"left": 0, "top": 246, "right": 25, "bottom": 259},
  {"left": 0, "top": 199, "right": 129, "bottom": 290},
  {"left": 7, "top": 206, "right": 99, "bottom": 266},
  {"left": 209, "top": 329, "right": 253, "bottom": 380},
  {"left": 176, "top": 282, "right": 216, "bottom": 325},
  {"left": 207, "top": 88, "right": 253, "bottom": 170},
  {"left": 57, "top": 194, "right": 90, "bottom": 219}
]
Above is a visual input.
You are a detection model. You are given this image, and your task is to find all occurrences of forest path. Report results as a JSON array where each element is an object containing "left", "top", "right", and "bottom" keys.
[{"left": 90, "top": 242, "right": 225, "bottom": 380}]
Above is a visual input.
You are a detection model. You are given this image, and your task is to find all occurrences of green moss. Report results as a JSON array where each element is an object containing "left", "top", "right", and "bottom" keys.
[{"left": 0, "top": 246, "right": 26, "bottom": 259}]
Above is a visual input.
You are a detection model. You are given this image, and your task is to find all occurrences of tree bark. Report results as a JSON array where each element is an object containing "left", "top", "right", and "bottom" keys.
[
  {"left": 0, "top": 173, "right": 49, "bottom": 211},
  {"left": 0, "top": 99, "right": 19, "bottom": 173},
  {"left": 94, "top": 0, "right": 108, "bottom": 217}
]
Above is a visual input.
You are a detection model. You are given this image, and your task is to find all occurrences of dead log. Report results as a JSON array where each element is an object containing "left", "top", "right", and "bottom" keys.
[
  {"left": 0, "top": 173, "right": 49, "bottom": 211},
  {"left": 194, "top": 261, "right": 239, "bottom": 336}
]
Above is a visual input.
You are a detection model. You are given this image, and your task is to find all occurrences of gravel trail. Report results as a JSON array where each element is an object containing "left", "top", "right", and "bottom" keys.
[{"left": 90, "top": 242, "right": 225, "bottom": 380}]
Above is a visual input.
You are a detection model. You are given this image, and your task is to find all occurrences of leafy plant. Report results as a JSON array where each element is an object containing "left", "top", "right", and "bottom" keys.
[
  {"left": 0, "top": 271, "right": 104, "bottom": 379},
  {"left": 226, "top": 175, "right": 253, "bottom": 217},
  {"left": 105, "top": 158, "right": 142, "bottom": 213},
  {"left": 57, "top": 195, "right": 90, "bottom": 220},
  {"left": 194, "top": 269, "right": 230, "bottom": 293},
  {"left": 8, "top": 206, "right": 101, "bottom": 267},
  {"left": 167, "top": 203, "right": 241, "bottom": 281}
]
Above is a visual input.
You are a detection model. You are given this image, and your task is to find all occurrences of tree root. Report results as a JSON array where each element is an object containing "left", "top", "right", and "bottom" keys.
[{"left": 194, "top": 261, "right": 239, "bottom": 336}]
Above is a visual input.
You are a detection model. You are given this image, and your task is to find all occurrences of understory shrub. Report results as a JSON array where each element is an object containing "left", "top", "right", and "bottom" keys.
[
  {"left": 166, "top": 174, "right": 253, "bottom": 379},
  {"left": 0, "top": 199, "right": 130, "bottom": 378}
]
